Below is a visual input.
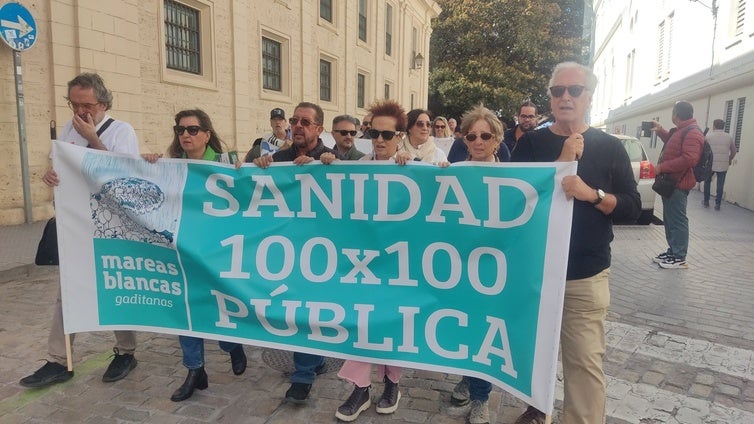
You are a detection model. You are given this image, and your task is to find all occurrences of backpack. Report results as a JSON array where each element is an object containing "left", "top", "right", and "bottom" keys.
[
  {"left": 693, "top": 139, "right": 714, "bottom": 183},
  {"left": 678, "top": 125, "right": 713, "bottom": 183}
]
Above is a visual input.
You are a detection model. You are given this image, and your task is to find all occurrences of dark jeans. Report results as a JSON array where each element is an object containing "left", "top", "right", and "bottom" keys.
[
  {"left": 179, "top": 335, "right": 240, "bottom": 369},
  {"left": 467, "top": 376, "right": 492, "bottom": 401},
  {"left": 703, "top": 171, "right": 727, "bottom": 206},
  {"left": 291, "top": 352, "right": 324, "bottom": 384}
]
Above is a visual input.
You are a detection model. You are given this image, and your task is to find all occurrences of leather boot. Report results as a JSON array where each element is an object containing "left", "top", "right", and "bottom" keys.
[
  {"left": 170, "top": 367, "right": 208, "bottom": 402},
  {"left": 229, "top": 345, "right": 247, "bottom": 375}
]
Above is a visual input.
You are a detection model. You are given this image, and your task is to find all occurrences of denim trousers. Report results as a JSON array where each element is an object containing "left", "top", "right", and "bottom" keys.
[
  {"left": 179, "top": 335, "right": 239, "bottom": 370},
  {"left": 661, "top": 188, "right": 690, "bottom": 259},
  {"left": 467, "top": 376, "right": 492, "bottom": 401},
  {"left": 291, "top": 352, "right": 325, "bottom": 384},
  {"left": 703, "top": 171, "right": 727, "bottom": 206}
]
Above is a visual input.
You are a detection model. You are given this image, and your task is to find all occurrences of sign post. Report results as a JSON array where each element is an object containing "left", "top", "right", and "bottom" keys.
[{"left": 1, "top": 2, "right": 38, "bottom": 223}]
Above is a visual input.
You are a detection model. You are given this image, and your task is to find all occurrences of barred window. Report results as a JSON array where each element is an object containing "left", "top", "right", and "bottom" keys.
[
  {"left": 262, "top": 37, "right": 282, "bottom": 91},
  {"left": 321, "top": 0, "right": 333, "bottom": 23},
  {"left": 320, "top": 59, "right": 332, "bottom": 102},
  {"left": 164, "top": 0, "right": 201, "bottom": 74},
  {"left": 357, "top": 73, "right": 366, "bottom": 108},
  {"left": 385, "top": 4, "right": 393, "bottom": 56},
  {"left": 359, "top": 0, "right": 368, "bottom": 42}
]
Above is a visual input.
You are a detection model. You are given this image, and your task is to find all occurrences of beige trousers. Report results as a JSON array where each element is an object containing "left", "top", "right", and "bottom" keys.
[
  {"left": 560, "top": 268, "right": 610, "bottom": 424},
  {"left": 48, "top": 286, "right": 136, "bottom": 364}
]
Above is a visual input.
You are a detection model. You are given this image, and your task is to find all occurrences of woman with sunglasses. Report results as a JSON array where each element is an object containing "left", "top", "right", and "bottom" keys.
[
  {"left": 142, "top": 109, "right": 247, "bottom": 402},
  {"left": 398, "top": 109, "right": 448, "bottom": 164},
  {"left": 447, "top": 104, "right": 508, "bottom": 424},
  {"left": 432, "top": 116, "right": 452, "bottom": 138}
]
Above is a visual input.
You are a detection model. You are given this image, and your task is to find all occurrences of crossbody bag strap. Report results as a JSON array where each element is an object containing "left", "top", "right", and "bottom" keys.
[{"left": 97, "top": 118, "right": 115, "bottom": 137}]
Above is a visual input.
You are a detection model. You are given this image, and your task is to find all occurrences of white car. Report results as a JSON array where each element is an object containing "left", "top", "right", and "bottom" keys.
[{"left": 613, "top": 134, "right": 657, "bottom": 224}]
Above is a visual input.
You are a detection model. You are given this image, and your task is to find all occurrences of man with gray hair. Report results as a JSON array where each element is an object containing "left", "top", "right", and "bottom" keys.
[
  {"left": 510, "top": 62, "right": 640, "bottom": 424},
  {"left": 21, "top": 72, "right": 140, "bottom": 389},
  {"left": 331, "top": 114, "right": 365, "bottom": 160}
]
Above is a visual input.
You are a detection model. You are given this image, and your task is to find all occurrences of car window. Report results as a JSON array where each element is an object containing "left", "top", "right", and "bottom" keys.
[{"left": 621, "top": 139, "right": 646, "bottom": 162}]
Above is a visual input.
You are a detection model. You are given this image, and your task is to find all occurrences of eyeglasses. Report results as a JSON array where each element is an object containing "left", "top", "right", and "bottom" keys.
[
  {"left": 362, "top": 121, "right": 371, "bottom": 126},
  {"left": 519, "top": 114, "right": 537, "bottom": 119},
  {"left": 434, "top": 125, "right": 446, "bottom": 129},
  {"left": 67, "top": 100, "right": 100, "bottom": 111},
  {"left": 414, "top": 121, "right": 432, "bottom": 128},
  {"left": 174, "top": 125, "right": 204, "bottom": 136},
  {"left": 549, "top": 85, "right": 587, "bottom": 98},
  {"left": 335, "top": 130, "right": 358, "bottom": 136},
  {"left": 465, "top": 132, "right": 495, "bottom": 142},
  {"left": 289, "top": 117, "right": 318, "bottom": 127},
  {"left": 366, "top": 129, "right": 399, "bottom": 140}
]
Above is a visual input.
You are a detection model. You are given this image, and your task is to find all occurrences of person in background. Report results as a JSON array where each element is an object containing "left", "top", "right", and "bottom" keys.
[
  {"left": 399, "top": 109, "right": 448, "bottom": 164},
  {"left": 331, "top": 114, "right": 365, "bottom": 160},
  {"left": 503, "top": 101, "right": 538, "bottom": 154},
  {"left": 142, "top": 109, "right": 247, "bottom": 402},
  {"left": 511, "top": 61, "right": 640, "bottom": 424},
  {"left": 448, "top": 104, "right": 508, "bottom": 424},
  {"left": 703, "top": 118, "right": 737, "bottom": 210},
  {"left": 243, "top": 108, "right": 292, "bottom": 161},
  {"left": 358, "top": 112, "right": 373, "bottom": 138},
  {"left": 650, "top": 101, "right": 704, "bottom": 269},
  {"left": 21, "top": 72, "right": 140, "bottom": 389},
  {"left": 448, "top": 117, "right": 458, "bottom": 135},
  {"left": 432, "top": 116, "right": 452, "bottom": 138}
]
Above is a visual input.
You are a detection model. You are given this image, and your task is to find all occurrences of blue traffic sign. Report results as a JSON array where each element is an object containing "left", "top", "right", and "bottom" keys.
[{"left": 0, "top": 2, "right": 37, "bottom": 51}]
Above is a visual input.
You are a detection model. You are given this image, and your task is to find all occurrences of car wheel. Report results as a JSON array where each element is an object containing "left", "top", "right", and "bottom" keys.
[{"left": 637, "top": 209, "right": 655, "bottom": 225}]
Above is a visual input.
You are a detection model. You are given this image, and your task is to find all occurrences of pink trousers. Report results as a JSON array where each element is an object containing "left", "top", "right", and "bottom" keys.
[{"left": 338, "top": 360, "right": 402, "bottom": 388}]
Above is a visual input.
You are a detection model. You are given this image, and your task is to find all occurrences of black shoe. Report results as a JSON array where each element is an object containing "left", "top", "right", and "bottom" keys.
[
  {"left": 376, "top": 376, "right": 401, "bottom": 414},
  {"left": 285, "top": 382, "right": 312, "bottom": 404},
  {"left": 102, "top": 350, "right": 137, "bottom": 382},
  {"left": 19, "top": 361, "right": 73, "bottom": 388},
  {"left": 229, "top": 345, "right": 247, "bottom": 375},
  {"left": 170, "top": 367, "right": 208, "bottom": 402},
  {"left": 335, "top": 385, "right": 371, "bottom": 422}
]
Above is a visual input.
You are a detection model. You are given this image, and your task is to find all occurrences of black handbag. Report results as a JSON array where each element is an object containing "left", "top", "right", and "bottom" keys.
[
  {"left": 35, "top": 217, "right": 59, "bottom": 266},
  {"left": 652, "top": 173, "right": 676, "bottom": 198}
]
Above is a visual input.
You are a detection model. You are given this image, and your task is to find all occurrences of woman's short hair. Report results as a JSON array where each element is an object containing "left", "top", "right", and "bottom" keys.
[
  {"left": 168, "top": 109, "right": 225, "bottom": 158},
  {"left": 460, "top": 104, "right": 506, "bottom": 140},
  {"left": 368, "top": 99, "right": 407, "bottom": 131}
]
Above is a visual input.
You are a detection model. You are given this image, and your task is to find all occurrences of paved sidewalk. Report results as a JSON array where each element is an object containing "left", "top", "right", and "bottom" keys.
[{"left": 0, "top": 191, "right": 752, "bottom": 423}]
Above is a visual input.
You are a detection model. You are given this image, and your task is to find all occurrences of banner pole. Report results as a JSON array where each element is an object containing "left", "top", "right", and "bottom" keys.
[{"left": 65, "top": 334, "right": 73, "bottom": 371}]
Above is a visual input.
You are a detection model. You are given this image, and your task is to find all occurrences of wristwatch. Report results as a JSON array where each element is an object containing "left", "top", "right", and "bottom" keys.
[{"left": 593, "top": 189, "right": 605, "bottom": 205}]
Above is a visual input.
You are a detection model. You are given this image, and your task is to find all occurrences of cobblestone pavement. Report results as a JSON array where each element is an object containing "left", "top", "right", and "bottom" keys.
[{"left": 0, "top": 190, "right": 752, "bottom": 423}]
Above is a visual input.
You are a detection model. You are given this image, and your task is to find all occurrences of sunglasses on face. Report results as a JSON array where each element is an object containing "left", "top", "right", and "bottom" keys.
[
  {"left": 434, "top": 125, "right": 446, "bottom": 129},
  {"left": 289, "top": 117, "right": 318, "bottom": 127},
  {"left": 549, "top": 85, "right": 587, "bottom": 98},
  {"left": 414, "top": 121, "right": 432, "bottom": 128},
  {"left": 366, "top": 129, "right": 399, "bottom": 140},
  {"left": 465, "top": 132, "right": 495, "bottom": 142},
  {"left": 335, "top": 130, "right": 358, "bottom": 136},
  {"left": 174, "top": 125, "right": 204, "bottom": 136},
  {"left": 362, "top": 121, "right": 371, "bottom": 126}
]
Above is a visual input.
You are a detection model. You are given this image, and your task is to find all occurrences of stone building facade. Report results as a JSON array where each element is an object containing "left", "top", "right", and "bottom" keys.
[{"left": 0, "top": 0, "right": 440, "bottom": 225}]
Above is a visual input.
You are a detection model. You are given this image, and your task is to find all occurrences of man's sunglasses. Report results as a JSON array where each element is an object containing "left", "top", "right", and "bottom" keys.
[
  {"left": 366, "top": 129, "right": 399, "bottom": 140},
  {"left": 174, "top": 125, "right": 204, "bottom": 136},
  {"left": 465, "top": 132, "right": 495, "bottom": 142},
  {"left": 549, "top": 85, "right": 587, "bottom": 98},
  {"left": 289, "top": 117, "right": 318, "bottom": 127},
  {"left": 335, "top": 130, "right": 358, "bottom": 136}
]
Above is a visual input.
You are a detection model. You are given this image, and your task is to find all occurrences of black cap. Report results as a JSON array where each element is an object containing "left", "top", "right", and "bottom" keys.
[{"left": 270, "top": 108, "right": 285, "bottom": 119}]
